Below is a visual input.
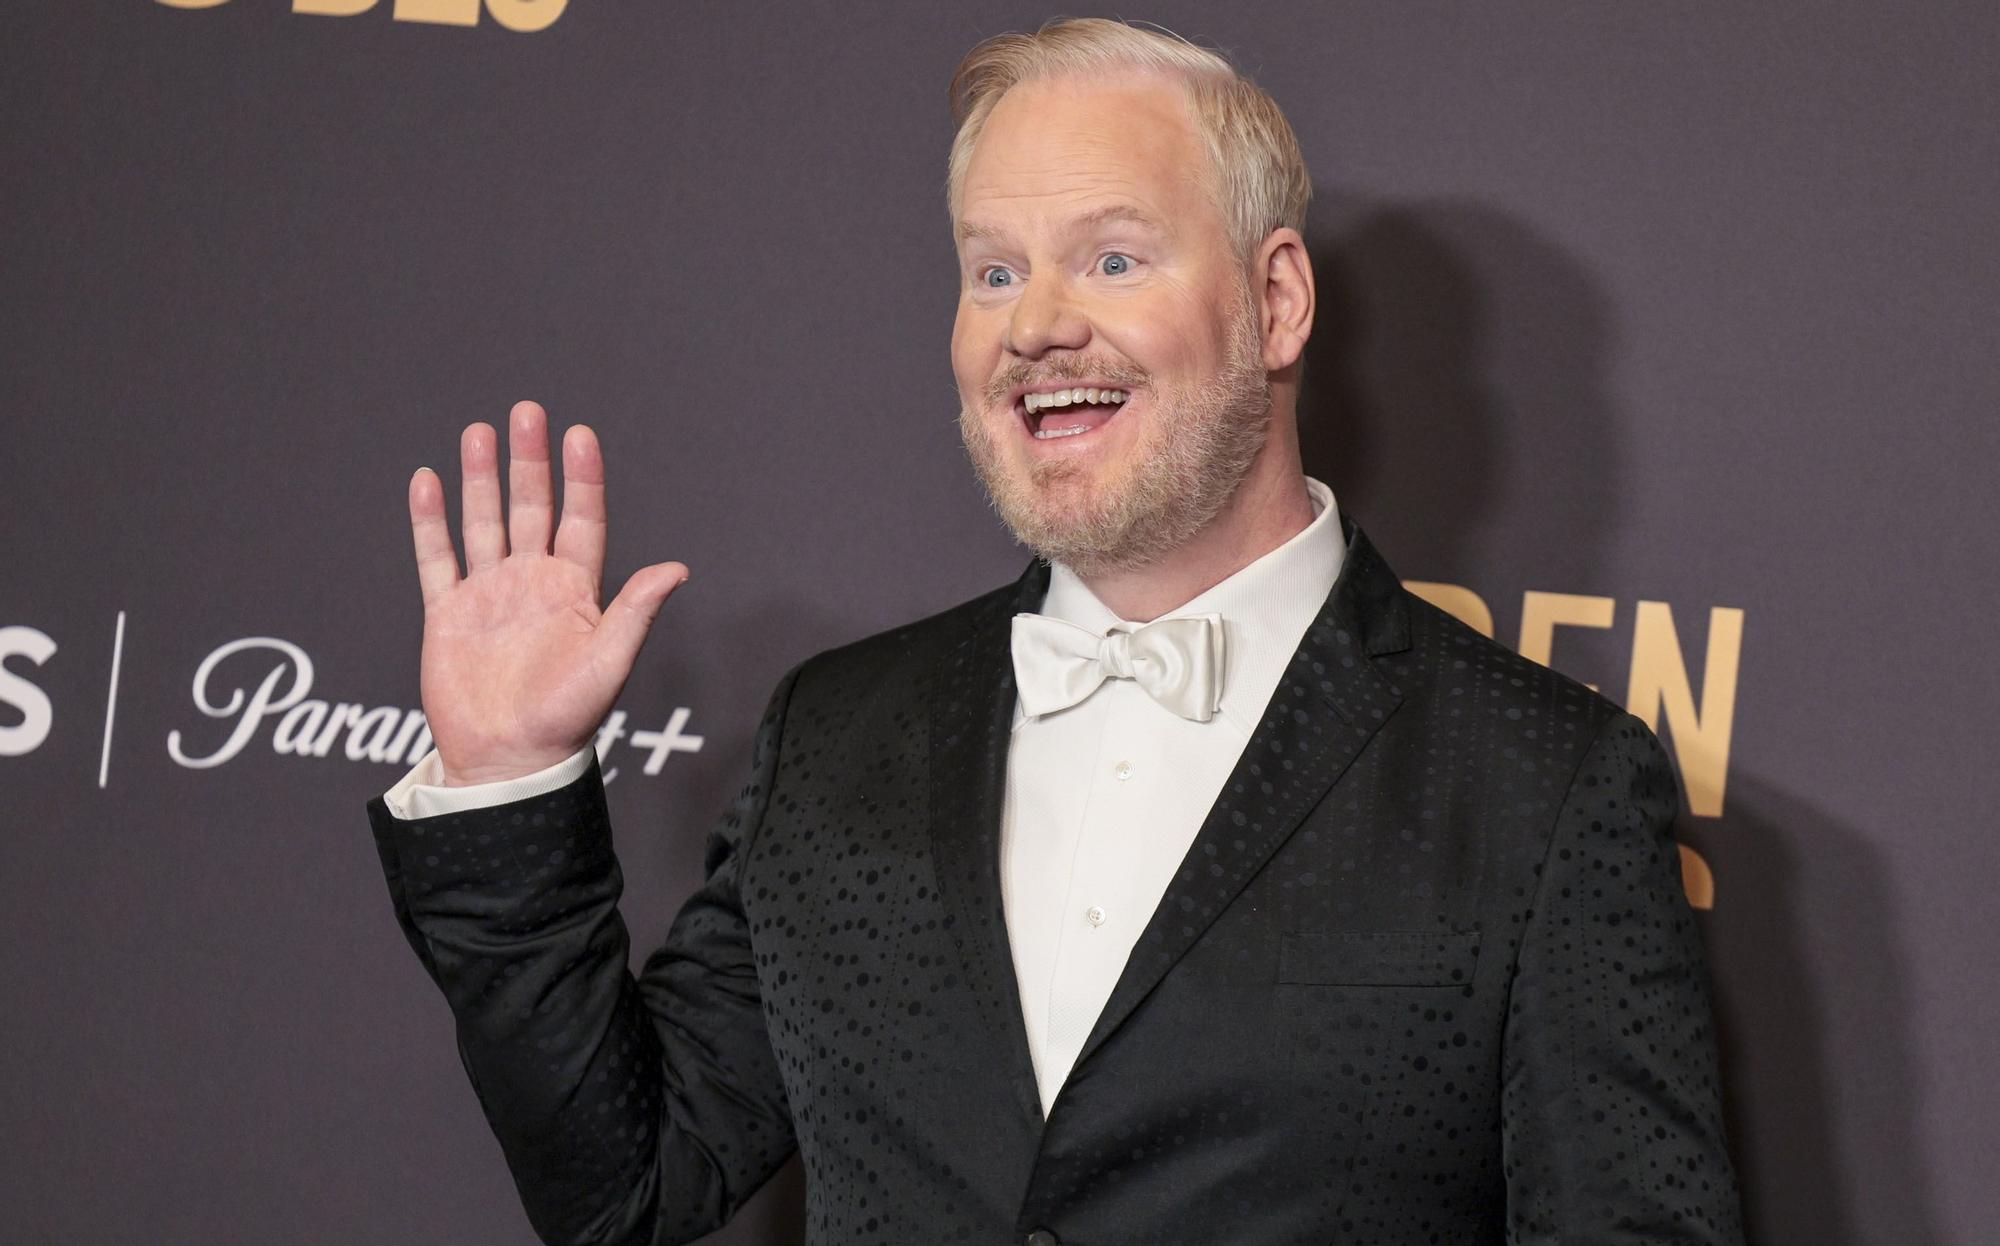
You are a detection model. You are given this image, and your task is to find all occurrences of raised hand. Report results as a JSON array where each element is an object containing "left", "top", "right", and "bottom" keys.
[{"left": 407, "top": 400, "right": 689, "bottom": 787}]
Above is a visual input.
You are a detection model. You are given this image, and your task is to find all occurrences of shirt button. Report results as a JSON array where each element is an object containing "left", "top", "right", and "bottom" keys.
[
  {"left": 1084, "top": 905, "right": 1106, "bottom": 927},
  {"left": 1025, "top": 1232, "right": 1060, "bottom": 1246},
  {"left": 1114, "top": 760, "right": 1133, "bottom": 780}
]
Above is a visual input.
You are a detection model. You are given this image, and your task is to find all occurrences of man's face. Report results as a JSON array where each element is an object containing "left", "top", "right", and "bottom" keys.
[{"left": 951, "top": 73, "right": 1273, "bottom": 576}]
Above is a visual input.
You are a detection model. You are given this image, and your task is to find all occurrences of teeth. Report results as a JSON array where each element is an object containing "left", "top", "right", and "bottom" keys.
[{"left": 1023, "top": 388, "right": 1129, "bottom": 413}]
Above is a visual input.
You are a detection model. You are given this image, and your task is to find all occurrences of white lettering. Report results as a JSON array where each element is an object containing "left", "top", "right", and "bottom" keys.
[
  {"left": 310, "top": 702, "right": 359, "bottom": 757},
  {"left": 632, "top": 707, "right": 704, "bottom": 775},
  {"left": 273, "top": 698, "right": 329, "bottom": 757},
  {"left": 169, "top": 637, "right": 315, "bottom": 768},
  {"left": 0, "top": 625, "right": 58, "bottom": 757},
  {"left": 345, "top": 704, "right": 405, "bottom": 762},
  {"left": 160, "top": 635, "right": 683, "bottom": 786},
  {"left": 388, "top": 710, "right": 430, "bottom": 765}
]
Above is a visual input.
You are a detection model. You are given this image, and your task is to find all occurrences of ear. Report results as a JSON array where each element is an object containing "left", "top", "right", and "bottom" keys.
[{"left": 1253, "top": 227, "right": 1314, "bottom": 372}]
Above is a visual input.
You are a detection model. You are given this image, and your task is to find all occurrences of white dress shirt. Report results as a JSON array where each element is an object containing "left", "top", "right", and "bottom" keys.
[
  {"left": 1001, "top": 475, "right": 1344, "bottom": 1113},
  {"left": 381, "top": 476, "right": 1347, "bottom": 1118},
  {"left": 383, "top": 738, "right": 596, "bottom": 820}
]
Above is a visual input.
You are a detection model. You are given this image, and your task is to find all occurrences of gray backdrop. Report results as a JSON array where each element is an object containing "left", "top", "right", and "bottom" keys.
[{"left": 4, "top": 3, "right": 1994, "bottom": 1243}]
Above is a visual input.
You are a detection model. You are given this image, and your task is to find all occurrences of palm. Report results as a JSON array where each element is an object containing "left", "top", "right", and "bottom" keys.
[
  {"left": 405, "top": 402, "right": 688, "bottom": 786},
  {"left": 422, "top": 556, "right": 606, "bottom": 773}
]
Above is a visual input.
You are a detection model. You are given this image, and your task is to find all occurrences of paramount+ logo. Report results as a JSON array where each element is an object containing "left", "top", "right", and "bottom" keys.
[
  {"left": 156, "top": 0, "right": 568, "bottom": 34},
  {"left": 0, "top": 621, "right": 703, "bottom": 792}
]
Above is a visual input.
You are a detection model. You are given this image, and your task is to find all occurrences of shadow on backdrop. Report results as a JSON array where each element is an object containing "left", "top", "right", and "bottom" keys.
[
  {"left": 1301, "top": 194, "right": 1617, "bottom": 596},
  {"left": 1301, "top": 193, "right": 1943, "bottom": 1244},
  {"left": 1695, "top": 778, "right": 1944, "bottom": 1246}
]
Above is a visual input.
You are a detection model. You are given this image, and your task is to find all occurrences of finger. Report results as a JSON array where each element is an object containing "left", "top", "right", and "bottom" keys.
[
  {"left": 408, "top": 467, "right": 461, "bottom": 607},
  {"left": 460, "top": 421, "right": 506, "bottom": 572},
  {"left": 552, "top": 423, "right": 607, "bottom": 597},
  {"left": 593, "top": 562, "right": 690, "bottom": 677},
  {"left": 507, "top": 400, "right": 555, "bottom": 557}
]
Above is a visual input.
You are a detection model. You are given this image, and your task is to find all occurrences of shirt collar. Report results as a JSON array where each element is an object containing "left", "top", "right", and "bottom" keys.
[{"left": 1022, "top": 475, "right": 1348, "bottom": 733}]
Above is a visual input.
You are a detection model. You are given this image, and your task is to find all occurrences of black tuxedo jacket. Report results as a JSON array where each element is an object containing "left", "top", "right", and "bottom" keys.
[{"left": 369, "top": 514, "right": 1745, "bottom": 1246}]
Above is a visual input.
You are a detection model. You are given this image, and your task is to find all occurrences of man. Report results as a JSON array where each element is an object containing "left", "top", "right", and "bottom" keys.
[{"left": 370, "top": 18, "right": 1745, "bottom": 1246}]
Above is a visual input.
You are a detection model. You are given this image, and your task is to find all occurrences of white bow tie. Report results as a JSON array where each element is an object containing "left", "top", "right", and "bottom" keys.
[{"left": 1010, "top": 611, "right": 1226, "bottom": 723}]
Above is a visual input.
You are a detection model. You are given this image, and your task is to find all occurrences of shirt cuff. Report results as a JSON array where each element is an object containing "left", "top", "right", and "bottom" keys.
[{"left": 380, "top": 744, "right": 597, "bottom": 821}]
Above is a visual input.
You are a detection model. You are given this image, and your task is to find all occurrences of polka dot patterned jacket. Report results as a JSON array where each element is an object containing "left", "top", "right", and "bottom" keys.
[{"left": 369, "top": 514, "right": 1747, "bottom": 1246}]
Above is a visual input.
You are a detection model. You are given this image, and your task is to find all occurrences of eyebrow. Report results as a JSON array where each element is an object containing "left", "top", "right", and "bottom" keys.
[{"left": 955, "top": 203, "right": 1169, "bottom": 246}]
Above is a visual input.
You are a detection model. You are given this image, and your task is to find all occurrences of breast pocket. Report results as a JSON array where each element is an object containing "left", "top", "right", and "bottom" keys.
[{"left": 1278, "top": 929, "right": 1482, "bottom": 987}]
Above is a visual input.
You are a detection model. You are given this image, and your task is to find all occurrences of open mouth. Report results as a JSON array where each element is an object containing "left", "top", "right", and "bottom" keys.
[{"left": 1017, "top": 386, "right": 1132, "bottom": 441}]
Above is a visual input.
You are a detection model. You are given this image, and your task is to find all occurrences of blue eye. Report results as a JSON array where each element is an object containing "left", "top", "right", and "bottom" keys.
[
  {"left": 1099, "top": 253, "right": 1132, "bottom": 275},
  {"left": 983, "top": 267, "right": 1015, "bottom": 288}
]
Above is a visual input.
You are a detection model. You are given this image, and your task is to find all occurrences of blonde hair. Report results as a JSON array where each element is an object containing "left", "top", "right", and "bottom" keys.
[{"left": 946, "top": 17, "right": 1312, "bottom": 262}]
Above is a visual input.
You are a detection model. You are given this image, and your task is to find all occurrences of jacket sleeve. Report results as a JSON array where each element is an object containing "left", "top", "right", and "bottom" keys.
[
  {"left": 1499, "top": 711, "right": 1746, "bottom": 1244},
  {"left": 366, "top": 662, "right": 805, "bottom": 1246}
]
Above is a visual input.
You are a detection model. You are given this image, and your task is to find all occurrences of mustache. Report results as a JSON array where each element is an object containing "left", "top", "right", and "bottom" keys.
[{"left": 982, "top": 356, "right": 1151, "bottom": 408}]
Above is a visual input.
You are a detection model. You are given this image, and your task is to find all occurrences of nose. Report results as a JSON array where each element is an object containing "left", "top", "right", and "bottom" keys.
[{"left": 1004, "top": 273, "right": 1090, "bottom": 358}]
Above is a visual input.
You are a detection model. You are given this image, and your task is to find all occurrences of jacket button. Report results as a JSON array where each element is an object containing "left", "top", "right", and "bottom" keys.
[{"left": 1025, "top": 1232, "right": 1060, "bottom": 1246}]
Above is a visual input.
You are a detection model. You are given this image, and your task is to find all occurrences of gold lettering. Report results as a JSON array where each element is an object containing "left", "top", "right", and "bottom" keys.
[
  {"left": 485, "top": 0, "right": 567, "bottom": 32},
  {"left": 1517, "top": 590, "right": 1616, "bottom": 690},
  {"left": 393, "top": 0, "right": 480, "bottom": 25},
  {"left": 1403, "top": 581, "right": 1493, "bottom": 638},
  {"left": 171, "top": 0, "right": 565, "bottom": 32},
  {"left": 1520, "top": 592, "right": 1616, "bottom": 692},
  {"left": 1678, "top": 843, "right": 1715, "bottom": 910},
  {"left": 1625, "top": 601, "right": 1744, "bottom": 817}
]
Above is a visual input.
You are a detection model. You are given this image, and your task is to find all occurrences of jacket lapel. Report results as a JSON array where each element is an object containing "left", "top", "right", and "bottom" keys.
[
  {"left": 927, "top": 554, "right": 1055, "bottom": 1133},
  {"left": 1070, "top": 513, "right": 1410, "bottom": 1072},
  {"left": 925, "top": 515, "right": 1413, "bottom": 1122}
]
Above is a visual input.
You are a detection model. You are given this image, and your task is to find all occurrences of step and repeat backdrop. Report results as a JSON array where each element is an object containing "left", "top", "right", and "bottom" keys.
[{"left": 4, "top": 3, "right": 1994, "bottom": 1243}]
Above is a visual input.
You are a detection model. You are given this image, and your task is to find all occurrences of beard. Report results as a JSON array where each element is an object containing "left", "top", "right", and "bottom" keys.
[{"left": 957, "top": 284, "right": 1272, "bottom": 578}]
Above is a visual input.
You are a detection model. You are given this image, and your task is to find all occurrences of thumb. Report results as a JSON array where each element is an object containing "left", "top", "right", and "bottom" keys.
[{"left": 595, "top": 562, "right": 690, "bottom": 676}]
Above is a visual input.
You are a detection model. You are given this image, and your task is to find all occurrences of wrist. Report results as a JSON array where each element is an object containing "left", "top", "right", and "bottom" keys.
[{"left": 436, "top": 750, "right": 583, "bottom": 788}]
